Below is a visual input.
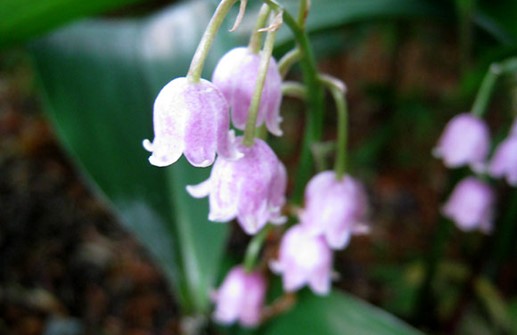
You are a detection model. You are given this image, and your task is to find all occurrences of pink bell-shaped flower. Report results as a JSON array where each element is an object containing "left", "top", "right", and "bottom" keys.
[
  {"left": 300, "top": 171, "right": 369, "bottom": 250},
  {"left": 143, "top": 77, "right": 239, "bottom": 168},
  {"left": 212, "top": 47, "right": 283, "bottom": 136},
  {"left": 442, "top": 177, "right": 495, "bottom": 233},
  {"left": 212, "top": 266, "right": 266, "bottom": 327},
  {"left": 186, "top": 137, "right": 286, "bottom": 235},
  {"left": 489, "top": 134, "right": 517, "bottom": 186},
  {"left": 270, "top": 225, "right": 333, "bottom": 295},
  {"left": 433, "top": 113, "right": 490, "bottom": 172}
]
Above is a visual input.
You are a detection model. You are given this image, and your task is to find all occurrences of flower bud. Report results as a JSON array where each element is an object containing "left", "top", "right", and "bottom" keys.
[
  {"left": 442, "top": 177, "right": 495, "bottom": 233},
  {"left": 212, "top": 47, "right": 283, "bottom": 136},
  {"left": 300, "top": 171, "right": 369, "bottom": 250},
  {"left": 143, "top": 77, "right": 239, "bottom": 168},
  {"left": 187, "top": 137, "right": 286, "bottom": 234},
  {"left": 212, "top": 266, "right": 266, "bottom": 327},
  {"left": 433, "top": 113, "right": 490, "bottom": 172},
  {"left": 270, "top": 225, "right": 333, "bottom": 295}
]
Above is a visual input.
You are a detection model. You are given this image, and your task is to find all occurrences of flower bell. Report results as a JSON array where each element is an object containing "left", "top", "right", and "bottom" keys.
[
  {"left": 300, "top": 171, "right": 369, "bottom": 250},
  {"left": 186, "top": 137, "right": 286, "bottom": 235},
  {"left": 143, "top": 77, "right": 239, "bottom": 168},
  {"left": 270, "top": 225, "right": 333, "bottom": 295},
  {"left": 212, "top": 266, "right": 266, "bottom": 327},
  {"left": 212, "top": 47, "right": 283, "bottom": 136},
  {"left": 442, "top": 176, "right": 495, "bottom": 233},
  {"left": 488, "top": 134, "right": 517, "bottom": 186},
  {"left": 433, "top": 113, "right": 490, "bottom": 172}
]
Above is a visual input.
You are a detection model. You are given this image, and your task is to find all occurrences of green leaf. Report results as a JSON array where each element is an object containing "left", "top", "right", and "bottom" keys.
[
  {"left": 259, "top": 290, "right": 423, "bottom": 335},
  {"left": 0, "top": 0, "right": 147, "bottom": 49},
  {"left": 29, "top": 1, "right": 238, "bottom": 314}
]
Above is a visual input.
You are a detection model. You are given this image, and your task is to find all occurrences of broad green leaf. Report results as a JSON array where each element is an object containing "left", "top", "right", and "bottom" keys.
[
  {"left": 259, "top": 290, "right": 423, "bottom": 335},
  {"left": 0, "top": 0, "right": 147, "bottom": 49}
]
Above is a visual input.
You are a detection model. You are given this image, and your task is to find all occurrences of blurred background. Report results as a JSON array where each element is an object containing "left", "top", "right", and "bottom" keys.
[{"left": 1, "top": 0, "right": 517, "bottom": 334}]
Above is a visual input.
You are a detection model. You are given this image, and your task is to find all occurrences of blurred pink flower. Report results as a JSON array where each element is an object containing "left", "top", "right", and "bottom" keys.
[
  {"left": 187, "top": 137, "right": 286, "bottom": 234},
  {"left": 143, "top": 77, "right": 239, "bottom": 168},
  {"left": 212, "top": 47, "right": 283, "bottom": 136},
  {"left": 300, "top": 171, "right": 369, "bottom": 250},
  {"left": 489, "top": 135, "right": 517, "bottom": 186},
  {"left": 212, "top": 266, "right": 266, "bottom": 327},
  {"left": 442, "top": 176, "right": 495, "bottom": 233},
  {"left": 433, "top": 113, "right": 490, "bottom": 172},
  {"left": 270, "top": 225, "right": 333, "bottom": 295}
]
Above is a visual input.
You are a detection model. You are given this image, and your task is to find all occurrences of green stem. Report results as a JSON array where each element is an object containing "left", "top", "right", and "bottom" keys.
[
  {"left": 470, "top": 63, "right": 501, "bottom": 117},
  {"left": 282, "top": 81, "right": 306, "bottom": 99},
  {"left": 320, "top": 74, "right": 348, "bottom": 179},
  {"left": 187, "top": 0, "right": 238, "bottom": 82},
  {"left": 263, "top": 0, "right": 325, "bottom": 203},
  {"left": 297, "top": 0, "right": 310, "bottom": 28},
  {"left": 243, "top": 23, "right": 278, "bottom": 147},
  {"left": 278, "top": 48, "right": 302, "bottom": 78},
  {"left": 248, "top": 4, "right": 271, "bottom": 54},
  {"left": 244, "top": 226, "right": 270, "bottom": 272}
]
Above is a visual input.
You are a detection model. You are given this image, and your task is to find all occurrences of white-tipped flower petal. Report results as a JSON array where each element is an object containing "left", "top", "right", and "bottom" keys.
[
  {"left": 144, "top": 77, "right": 236, "bottom": 168},
  {"left": 212, "top": 47, "right": 283, "bottom": 136}
]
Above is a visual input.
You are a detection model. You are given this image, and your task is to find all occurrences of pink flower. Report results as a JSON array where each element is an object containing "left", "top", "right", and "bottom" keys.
[
  {"left": 212, "top": 266, "right": 266, "bottom": 327},
  {"left": 300, "top": 171, "right": 369, "bottom": 250},
  {"left": 212, "top": 47, "right": 283, "bottom": 136},
  {"left": 442, "top": 177, "right": 495, "bottom": 233},
  {"left": 143, "top": 77, "right": 239, "bottom": 168},
  {"left": 186, "top": 137, "right": 286, "bottom": 235},
  {"left": 433, "top": 113, "right": 490, "bottom": 171},
  {"left": 270, "top": 225, "right": 333, "bottom": 295},
  {"left": 488, "top": 134, "right": 517, "bottom": 186}
]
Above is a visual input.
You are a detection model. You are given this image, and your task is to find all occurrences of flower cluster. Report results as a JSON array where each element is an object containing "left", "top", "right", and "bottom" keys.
[
  {"left": 143, "top": 1, "right": 370, "bottom": 328},
  {"left": 435, "top": 114, "right": 517, "bottom": 233}
]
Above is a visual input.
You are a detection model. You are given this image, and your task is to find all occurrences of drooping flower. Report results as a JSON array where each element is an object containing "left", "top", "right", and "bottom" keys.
[
  {"left": 442, "top": 176, "right": 495, "bottom": 233},
  {"left": 300, "top": 171, "right": 369, "bottom": 250},
  {"left": 212, "top": 266, "right": 266, "bottom": 327},
  {"left": 186, "top": 137, "right": 286, "bottom": 234},
  {"left": 433, "top": 113, "right": 490, "bottom": 172},
  {"left": 212, "top": 47, "right": 283, "bottom": 136},
  {"left": 143, "top": 77, "right": 239, "bottom": 168},
  {"left": 270, "top": 225, "right": 333, "bottom": 295},
  {"left": 488, "top": 134, "right": 517, "bottom": 186}
]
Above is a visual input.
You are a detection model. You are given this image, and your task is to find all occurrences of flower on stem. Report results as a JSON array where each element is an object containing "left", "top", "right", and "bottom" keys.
[
  {"left": 212, "top": 47, "right": 283, "bottom": 136},
  {"left": 143, "top": 77, "right": 240, "bottom": 168},
  {"left": 433, "top": 113, "right": 490, "bottom": 172},
  {"left": 212, "top": 266, "right": 266, "bottom": 327},
  {"left": 186, "top": 137, "right": 286, "bottom": 235},
  {"left": 270, "top": 225, "right": 333, "bottom": 295},
  {"left": 300, "top": 171, "right": 369, "bottom": 250},
  {"left": 442, "top": 176, "right": 495, "bottom": 233},
  {"left": 488, "top": 131, "right": 517, "bottom": 186}
]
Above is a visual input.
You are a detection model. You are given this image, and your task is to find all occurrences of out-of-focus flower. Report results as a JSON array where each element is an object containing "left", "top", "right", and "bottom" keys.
[
  {"left": 442, "top": 176, "right": 495, "bottom": 233},
  {"left": 187, "top": 137, "right": 286, "bottom": 234},
  {"left": 300, "top": 171, "right": 369, "bottom": 250},
  {"left": 489, "top": 134, "right": 517, "bottom": 186},
  {"left": 270, "top": 225, "right": 333, "bottom": 295},
  {"left": 143, "top": 77, "right": 239, "bottom": 168},
  {"left": 212, "top": 47, "right": 283, "bottom": 136},
  {"left": 212, "top": 266, "right": 266, "bottom": 327},
  {"left": 433, "top": 113, "right": 490, "bottom": 172}
]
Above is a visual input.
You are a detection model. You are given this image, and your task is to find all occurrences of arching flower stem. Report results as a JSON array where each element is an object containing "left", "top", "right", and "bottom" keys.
[{"left": 248, "top": 4, "right": 272, "bottom": 54}]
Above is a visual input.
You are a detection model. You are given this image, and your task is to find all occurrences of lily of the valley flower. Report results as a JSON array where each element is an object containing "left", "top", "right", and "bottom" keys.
[
  {"left": 212, "top": 266, "right": 266, "bottom": 327},
  {"left": 187, "top": 137, "right": 286, "bottom": 235},
  {"left": 212, "top": 47, "right": 283, "bottom": 136},
  {"left": 488, "top": 134, "right": 517, "bottom": 186},
  {"left": 442, "top": 176, "right": 495, "bottom": 233},
  {"left": 270, "top": 225, "right": 333, "bottom": 295},
  {"left": 143, "top": 77, "right": 239, "bottom": 168},
  {"left": 433, "top": 113, "right": 490, "bottom": 172},
  {"left": 300, "top": 171, "right": 369, "bottom": 250}
]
